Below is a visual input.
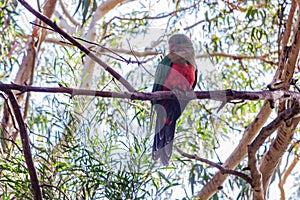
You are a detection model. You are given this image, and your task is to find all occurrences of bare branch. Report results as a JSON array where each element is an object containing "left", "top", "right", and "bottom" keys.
[
  {"left": 196, "top": 52, "right": 277, "bottom": 66},
  {"left": 184, "top": 19, "right": 207, "bottom": 30},
  {"left": 81, "top": 0, "right": 130, "bottom": 89},
  {"left": 222, "top": 0, "right": 266, "bottom": 12},
  {"left": 107, "top": 1, "right": 201, "bottom": 22},
  {"left": 0, "top": 137, "right": 23, "bottom": 153},
  {"left": 248, "top": 100, "right": 300, "bottom": 199},
  {"left": 40, "top": 183, "right": 70, "bottom": 200},
  {"left": 259, "top": 116, "right": 300, "bottom": 197},
  {"left": 2, "top": 89, "right": 42, "bottom": 200},
  {"left": 40, "top": 35, "right": 277, "bottom": 66},
  {"left": 269, "top": 1, "right": 300, "bottom": 89},
  {"left": 199, "top": 2, "right": 300, "bottom": 197},
  {"left": 197, "top": 101, "right": 273, "bottom": 199},
  {"left": 1, "top": 83, "right": 300, "bottom": 102},
  {"left": 58, "top": 0, "right": 80, "bottom": 27},
  {"left": 17, "top": 0, "right": 135, "bottom": 92},
  {"left": 126, "top": 39, "right": 154, "bottom": 77},
  {"left": 280, "top": 0, "right": 296, "bottom": 49},
  {"left": 259, "top": 3, "right": 300, "bottom": 196},
  {"left": 176, "top": 147, "right": 252, "bottom": 185}
]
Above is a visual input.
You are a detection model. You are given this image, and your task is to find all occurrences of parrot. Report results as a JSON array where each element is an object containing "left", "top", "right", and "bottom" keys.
[{"left": 152, "top": 34, "right": 197, "bottom": 166}]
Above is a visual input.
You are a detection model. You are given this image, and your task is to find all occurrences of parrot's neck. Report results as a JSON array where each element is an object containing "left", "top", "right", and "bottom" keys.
[{"left": 168, "top": 53, "right": 188, "bottom": 66}]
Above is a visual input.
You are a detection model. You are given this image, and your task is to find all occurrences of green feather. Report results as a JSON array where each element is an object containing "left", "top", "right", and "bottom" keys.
[{"left": 151, "top": 55, "right": 172, "bottom": 105}]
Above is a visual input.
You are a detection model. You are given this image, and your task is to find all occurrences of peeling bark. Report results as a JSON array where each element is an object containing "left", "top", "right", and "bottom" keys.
[
  {"left": 260, "top": 117, "right": 300, "bottom": 197},
  {"left": 198, "top": 2, "right": 300, "bottom": 198}
]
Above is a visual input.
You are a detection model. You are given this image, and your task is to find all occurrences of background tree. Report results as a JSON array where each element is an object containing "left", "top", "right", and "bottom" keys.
[{"left": 0, "top": 0, "right": 300, "bottom": 199}]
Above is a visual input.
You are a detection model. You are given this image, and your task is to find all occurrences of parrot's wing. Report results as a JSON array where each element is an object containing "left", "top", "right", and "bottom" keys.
[
  {"left": 150, "top": 55, "right": 172, "bottom": 135},
  {"left": 152, "top": 55, "right": 172, "bottom": 93}
]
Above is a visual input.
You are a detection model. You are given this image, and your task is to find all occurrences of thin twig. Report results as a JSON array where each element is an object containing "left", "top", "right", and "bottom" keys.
[
  {"left": 176, "top": 147, "right": 252, "bottom": 185},
  {"left": 58, "top": 0, "right": 80, "bottom": 26},
  {"left": 126, "top": 39, "right": 154, "bottom": 77},
  {"left": 197, "top": 52, "right": 277, "bottom": 66},
  {"left": 0, "top": 93, "right": 19, "bottom": 132},
  {"left": 18, "top": 0, "right": 135, "bottom": 92},
  {"left": 279, "top": 152, "right": 299, "bottom": 200},
  {"left": 106, "top": 0, "right": 201, "bottom": 23},
  {"left": 28, "top": 23, "right": 158, "bottom": 64},
  {"left": 40, "top": 183, "right": 70, "bottom": 200},
  {"left": 0, "top": 137, "right": 23, "bottom": 153}
]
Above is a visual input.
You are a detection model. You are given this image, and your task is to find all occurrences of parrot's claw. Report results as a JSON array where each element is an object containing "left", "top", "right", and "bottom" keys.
[{"left": 172, "top": 88, "right": 187, "bottom": 100}]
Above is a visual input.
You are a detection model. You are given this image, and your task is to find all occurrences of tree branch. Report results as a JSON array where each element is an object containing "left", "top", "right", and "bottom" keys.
[
  {"left": 259, "top": 116, "right": 300, "bottom": 197},
  {"left": 0, "top": 83, "right": 299, "bottom": 102},
  {"left": 248, "top": 100, "right": 300, "bottom": 199},
  {"left": 199, "top": 2, "right": 300, "bottom": 197},
  {"left": 259, "top": 3, "right": 300, "bottom": 196},
  {"left": 58, "top": 0, "right": 80, "bottom": 27},
  {"left": 36, "top": 35, "right": 277, "bottom": 66},
  {"left": 176, "top": 147, "right": 252, "bottom": 185},
  {"left": 80, "top": 0, "right": 130, "bottom": 89},
  {"left": 269, "top": 1, "right": 300, "bottom": 90},
  {"left": 197, "top": 101, "right": 273, "bottom": 199},
  {"left": 17, "top": 0, "right": 135, "bottom": 92},
  {"left": 40, "top": 183, "right": 70, "bottom": 200},
  {"left": 279, "top": 149, "right": 299, "bottom": 200},
  {"left": 2, "top": 89, "right": 42, "bottom": 200},
  {"left": 196, "top": 52, "right": 277, "bottom": 66},
  {"left": 107, "top": 0, "right": 201, "bottom": 22},
  {"left": 222, "top": 0, "right": 266, "bottom": 12}
]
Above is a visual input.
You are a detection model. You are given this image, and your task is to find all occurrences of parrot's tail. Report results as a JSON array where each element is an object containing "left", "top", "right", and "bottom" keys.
[{"left": 152, "top": 114, "right": 176, "bottom": 166}]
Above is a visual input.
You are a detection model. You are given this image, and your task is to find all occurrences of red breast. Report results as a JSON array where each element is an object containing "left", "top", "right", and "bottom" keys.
[{"left": 163, "top": 63, "right": 196, "bottom": 91}]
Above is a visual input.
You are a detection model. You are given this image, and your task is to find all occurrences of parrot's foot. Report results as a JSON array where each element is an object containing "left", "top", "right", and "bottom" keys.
[{"left": 172, "top": 89, "right": 188, "bottom": 100}]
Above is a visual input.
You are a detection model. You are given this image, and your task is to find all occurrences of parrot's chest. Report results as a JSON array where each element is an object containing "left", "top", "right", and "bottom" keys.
[{"left": 163, "top": 63, "right": 196, "bottom": 91}]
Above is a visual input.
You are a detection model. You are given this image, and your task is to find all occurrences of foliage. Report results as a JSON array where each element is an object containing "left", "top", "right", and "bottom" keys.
[
  {"left": 0, "top": 0, "right": 23, "bottom": 80},
  {"left": 0, "top": 0, "right": 300, "bottom": 199}
]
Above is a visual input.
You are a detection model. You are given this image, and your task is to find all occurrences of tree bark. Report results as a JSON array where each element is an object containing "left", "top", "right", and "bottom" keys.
[{"left": 197, "top": 102, "right": 272, "bottom": 199}]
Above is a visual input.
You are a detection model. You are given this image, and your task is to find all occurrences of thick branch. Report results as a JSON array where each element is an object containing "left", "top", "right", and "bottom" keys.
[
  {"left": 259, "top": 2, "right": 300, "bottom": 196},
  {"left": 1, "top": 0, "right": 58, "bottom": 154},
  {"left": 280, "top": 0, "right": 296, "bottom": 48},
  {"left": 199, "top": 2, "right": 300, "bottom": 198},
  {"left": 176, "top": 147, "right": 252, "bottom": 185},
  {"left": 259, "top": 116, "right": 300, "bottom": 197},
  {"left": 2, "top": 89, "right": 42, "bottom": 200},
  {"left": 248, "top": 100, "right": 300, "bottom": 199},
  {"left": 197, "top": 101, "right": 273, "bottom": 199},
  {"left": 17, "top": 0, "right": 135, "bottom": 92},
  {"left": 269, "top": 2, "right": 300, "bottom": 89},
  {"left": 0, "top": 83, "right": 299, "bottom": 102}
]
